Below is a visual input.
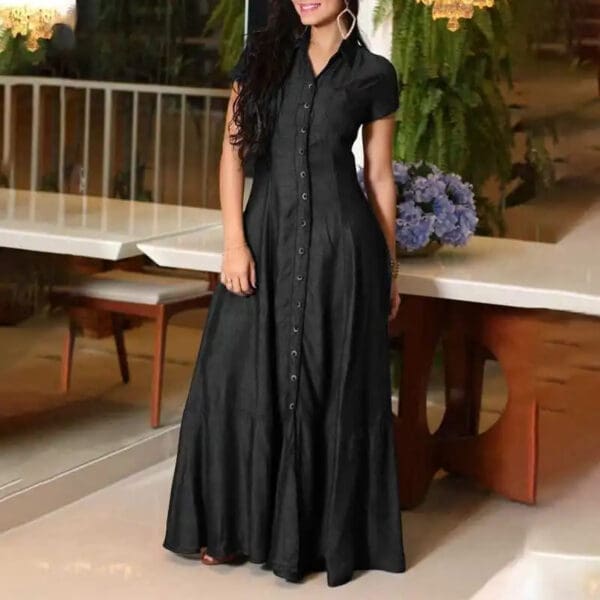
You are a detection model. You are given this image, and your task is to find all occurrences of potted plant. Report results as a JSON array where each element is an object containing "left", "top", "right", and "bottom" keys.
[
  {"left": 358, "top": 161, "right": 478, "bottom": 256},
  {"left": 374, "top": 0, "right": 513, "bottom": 236}
]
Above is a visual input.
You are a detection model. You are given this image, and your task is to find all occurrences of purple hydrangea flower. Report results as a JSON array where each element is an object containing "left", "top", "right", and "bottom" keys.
[
  {"left": 392, "top": 162, "right": 410, "bottom": 185},
  {"left": 396, "top": 214, "right": 435, "bottom": 251},
  {"left": 356, "top": 160, "right": 478, "bottom": 251},
  {"left": 397, "top": 199, "right": 423, "bottom": 223},
  {"left": 432, "top": 196, "right": 458, "bottom": 238}
]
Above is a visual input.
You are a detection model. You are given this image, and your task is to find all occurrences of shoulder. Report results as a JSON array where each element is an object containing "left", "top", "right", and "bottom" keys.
[
  {"left": 352, "top": 47, "right": 400, "bottom": 123},
  {"left": 355, "top": 46, "right": 398, "bottom": 80}
]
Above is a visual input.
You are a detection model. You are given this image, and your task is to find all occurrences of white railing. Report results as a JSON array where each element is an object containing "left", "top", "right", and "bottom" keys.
[{"left": 0, "top": 76, "right": 230, "bottom": 206}]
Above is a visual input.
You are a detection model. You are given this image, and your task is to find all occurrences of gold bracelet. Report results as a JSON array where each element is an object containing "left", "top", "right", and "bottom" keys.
[{"left": 390, "top": 258, "right": 400, "bottom": 278}]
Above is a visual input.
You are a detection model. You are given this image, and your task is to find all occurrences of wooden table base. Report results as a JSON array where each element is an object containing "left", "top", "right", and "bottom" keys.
[{"left": 390, "top": 295, "right": 541, "bottom": 509}]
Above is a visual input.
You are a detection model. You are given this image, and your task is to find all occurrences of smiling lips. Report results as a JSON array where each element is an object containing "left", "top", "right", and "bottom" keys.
[{"left": 299, "top": 3, "right": 321, "bottom": 13}]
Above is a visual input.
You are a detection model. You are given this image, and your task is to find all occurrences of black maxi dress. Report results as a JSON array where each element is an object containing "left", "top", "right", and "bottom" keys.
[{"left": 163, "top": 26, "right": 406, "bottom": 587}]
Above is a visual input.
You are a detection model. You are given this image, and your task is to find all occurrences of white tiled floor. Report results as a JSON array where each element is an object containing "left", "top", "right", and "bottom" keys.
[
  {"left": 0, "top": 458, "right": 515, "bottom": 600},
  {"left": 1, "top": 447, "right": 598, "bottom": 600}
]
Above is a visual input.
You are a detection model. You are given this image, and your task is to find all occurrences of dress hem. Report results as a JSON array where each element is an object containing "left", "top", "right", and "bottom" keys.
[{"left": 162, "top": 540, "right": 406, "bottom": 586}]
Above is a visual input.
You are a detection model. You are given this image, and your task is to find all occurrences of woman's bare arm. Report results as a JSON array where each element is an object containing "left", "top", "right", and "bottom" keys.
[
  {"left": 361, "top": 115, "right": 397, "bottom": 263},
  {"left": 362, "top": 114, "right": 401, "bottom": 319},
  {"left": 220, "top": 82, "right": 247, "bottom": 249},
  {"left": 218, "top": 82, "right": 256, "bottom": 295}
]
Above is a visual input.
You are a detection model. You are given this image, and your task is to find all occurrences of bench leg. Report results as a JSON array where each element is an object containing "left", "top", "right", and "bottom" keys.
[
  {"left": 151, "top": 306, "right": 168, "bottom": 428},
  {"left": 112, "top": 314, "right": 130, "bottom": 384},
  {"left": 60, "top": 318, "right": 77, "bottom": 392}
]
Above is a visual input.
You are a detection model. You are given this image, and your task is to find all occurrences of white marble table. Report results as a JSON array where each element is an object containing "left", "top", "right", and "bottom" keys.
[
  {"left": 138, "top": 217, "right": 600, "bottom": 316},
  {"left": 137, "top": 225, "right": 225, "bottom": 273},
  {"left": 0, "top": 189, "right": 222, "bottom": 260},
  {"left": 395, "top": 235, "right": 600, "bottom": 318}
]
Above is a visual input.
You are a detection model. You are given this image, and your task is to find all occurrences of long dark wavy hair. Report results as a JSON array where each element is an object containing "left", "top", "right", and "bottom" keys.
[{"left": 230, "top": 0, "right": 363, "bottom": 163}]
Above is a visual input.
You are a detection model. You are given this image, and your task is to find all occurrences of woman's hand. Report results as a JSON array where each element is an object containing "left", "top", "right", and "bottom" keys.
[
  {"left": 220, "top": 244, "right": 256, "bottom": 296},
  {"left": 388, "top": 278, "right": 402, "bottom": 321}
]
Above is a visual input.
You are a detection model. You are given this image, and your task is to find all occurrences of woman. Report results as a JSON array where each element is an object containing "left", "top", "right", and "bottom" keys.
[{"left": 163, "top": 0, "right": 406, "bottom": 587}]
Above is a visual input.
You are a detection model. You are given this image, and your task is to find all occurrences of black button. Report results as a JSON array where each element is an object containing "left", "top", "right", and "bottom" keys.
[
  {"left": 307, "top": 82, "right": 313, "bottom": 88},
  {"left": 300, "top": 219, "right": 307, "bottom": 227},
  {"left": 296, "top": 274, "right": 304, "bottom": 281},
  {"left": 289, "top": 402, "right": 296, "bottom": 410},
  {"left": 300, "top": 171, "right": 306, "bottom": 178},
  {"left": 299, "top": 148, "right": 304, "bottom": 155},
  {"left": 300, "top": 127, "right": 307, "bottom": 134},
  {"left": 301, "top": 192, "right": 308, "bottom": 200},
  {"left": 290, "top": 374, "right": 298, "bottom": 382},
  {"left": 298, "top": 247, "right": 305, "bottom": 255},
  {"left": 293, "top": 325, "right": 299, "bottom": 333},
  {"left": 303, "top": 102, "right": 310, "bottom": 109},
  {"left": 291, "top": 349, "right": 298, "bottom": 357},
  {"left": 296, "top": 300, "right": 302, "bottom": 308}
]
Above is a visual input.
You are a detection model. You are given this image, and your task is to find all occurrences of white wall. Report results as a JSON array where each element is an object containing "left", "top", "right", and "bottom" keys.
[{"left": 358, "top": 0, "right": 393, "bottom": 59}]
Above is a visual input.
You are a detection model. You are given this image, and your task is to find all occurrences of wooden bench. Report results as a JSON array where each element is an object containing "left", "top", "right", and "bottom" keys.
[{"left": 50, "top": 269, "right": 214, "bottom": 428}]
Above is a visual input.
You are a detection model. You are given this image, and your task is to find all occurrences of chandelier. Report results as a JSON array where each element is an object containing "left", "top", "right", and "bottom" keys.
[
  {"left": 0, "top": 1, "right": 76, "bottom": 51},
  {"left": 416, "top": 0, "right": 495, "bottom": 32}
]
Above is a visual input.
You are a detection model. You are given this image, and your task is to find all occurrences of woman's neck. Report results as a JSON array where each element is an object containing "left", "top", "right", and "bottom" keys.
[{"left": 308, "top": 21, "right": 344, "bottom": 56}]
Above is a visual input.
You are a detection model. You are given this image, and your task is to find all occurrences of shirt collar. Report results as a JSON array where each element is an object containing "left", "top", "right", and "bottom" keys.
[{"left": 294, "top": 25, "right": 359, "bottom": 67}]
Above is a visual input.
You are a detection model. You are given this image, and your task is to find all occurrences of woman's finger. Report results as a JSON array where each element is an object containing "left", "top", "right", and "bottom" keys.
[
  {"left": 239, "top": 273, "right": 252, "bottom": 295},
  {"left": 231, "top": 276, "right": 243, "bottom": 296},
  {"left": 223, "top": 272, "right": 234, "bottom": 291},
  {"left": 250, "top": 262, "right": 257, "bottom": 288}
]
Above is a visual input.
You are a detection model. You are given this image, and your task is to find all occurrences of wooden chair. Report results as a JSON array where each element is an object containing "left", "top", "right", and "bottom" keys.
[{"left": 50, "top": 269, "right": 215, "bottom": 428}]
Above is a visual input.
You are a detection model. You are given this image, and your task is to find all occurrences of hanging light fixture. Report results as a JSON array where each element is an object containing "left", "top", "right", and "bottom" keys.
[
  {"left": 416, "top": 0, "right": 494, "bottom": 32},
  {"left": 0, "top": 1, "right": 76, "bottom": 51}
]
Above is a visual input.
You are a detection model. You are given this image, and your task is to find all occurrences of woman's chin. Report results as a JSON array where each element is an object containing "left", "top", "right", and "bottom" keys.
[{"left": 299, "top": 12, "right": 323, "bottom": 24}]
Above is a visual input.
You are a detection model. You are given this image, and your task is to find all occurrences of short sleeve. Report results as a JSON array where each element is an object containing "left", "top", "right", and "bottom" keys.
[{"left": 363, "top": 59, "right": 400, "bottom": 123}]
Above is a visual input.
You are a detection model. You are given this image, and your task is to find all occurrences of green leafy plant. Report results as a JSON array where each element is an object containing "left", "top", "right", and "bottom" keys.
[
  {"left": 375, "top": 0, "right": 514, "bottom": 195},
  {"left": 0, "top": 28, "right": 46, "bottom": 74},
  {"left": 375, "top": 1, "right": 568, "bottom": 234}
]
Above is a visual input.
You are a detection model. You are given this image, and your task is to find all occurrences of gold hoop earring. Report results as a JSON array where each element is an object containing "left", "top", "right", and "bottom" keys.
[{"left": 336, "top": 1, "right": 357, "bottom": 40}]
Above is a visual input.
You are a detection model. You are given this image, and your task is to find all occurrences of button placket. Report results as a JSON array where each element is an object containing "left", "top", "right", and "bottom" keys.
[{"left": 287, "top": 78, "right": 315, "bottom": 412}]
